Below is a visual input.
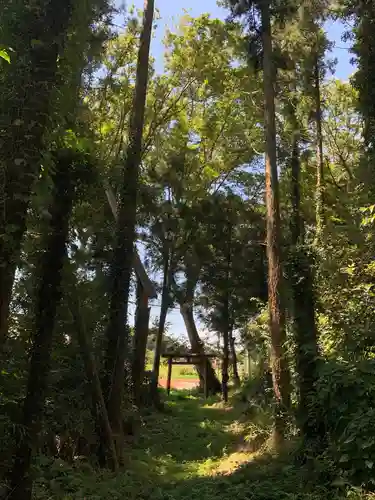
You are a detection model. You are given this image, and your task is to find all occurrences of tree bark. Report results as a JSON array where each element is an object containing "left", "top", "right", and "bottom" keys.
[
  {"left": 132, "top": 280, "right": 151, "bottom": 406},
  {"left": 0, "top": 0, "right": 73, "bottom": 347},
  {"left": 260, "top": 0, "right": 291, "bottom": 445},
  {"left": 102, "top": 0, "right": 154, "bottom": 456},
  {"left": 151, "top": 249, "right": 170, "bottom": 399},
  {"left": 229, "top": 327, "right": 240, "bottom": 387},
  {"left": 9, "top": 153, "right": 75, "bottom": 500},
  {"left": 221, "top": 221, "right": 232, "bottom": 402},
  {"left": 222, "top": 320, "right": 229, "bottom": 402},
  {"left": 314, "top": 52, "right": 324, "bottom": 244},
  {"left": 247, "top": 348, "right": 252, "bottom": 379},
  {"left": 173, "top": 254, "right": 221, "bottom": 394},
  {"left": 180, "top": 302, "right": 221, "bottom": 394},
  {"left": 289, "top": 108, "right": 325, "bottom": 450},
  {"left": 67, "top": 282, "right": 118, "bottom": 473}
]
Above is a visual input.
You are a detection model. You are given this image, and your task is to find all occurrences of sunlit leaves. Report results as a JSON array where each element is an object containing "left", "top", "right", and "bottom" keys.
[
  {"left": 0, "top": 49, "right": 10, "bottom": 63},
  {"left": 360, "top": 205, "right": 375, "bottom": 227}
]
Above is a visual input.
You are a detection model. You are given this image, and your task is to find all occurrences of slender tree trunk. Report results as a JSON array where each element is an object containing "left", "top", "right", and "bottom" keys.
[
  {"left": 222, "top": 320, "right": 229, "bottom": 402},
  {"left": 0, "top": 0, "right": 73, "bottom": 346},
  {"left": 229, "top": 327, "right": 240, "bottom": 387},
  {"left": 180, "top": 302, "right": 221, "bottom": 394},
  {"left": 0, "top": 267, "right": 16, "bottom": 345},
  {"left": 175, "top": 259, "right": 221, "bottom": 394},
  {"left": 314, "top": 53, "right": 324, "bottom": 244},
  {"left": 102, "top": 0, "right": 154, "bottom": 455},
  {"left": 289, "top": 109, "right": 325, "bottom": 450},
  {"left": 132, "top": 280, "right": 151, "bottom": 406},
  {"left": 151, "top": 250, "right": 170, "bottom": 399},
  {"left": 290, "top": 118, "right": 302, "bottom": 246},
  {"left": 247, "top": 348, "right": 252, "bottom": 378},
  {"left": 221, "top": 221, "right": 233, "bottom": 402},
  {"left": 260, "top": 0, "right": 291, "bottom": 445},
  {"left": 67, "top": 281, "right": 118, "bottom": 472},
  {"left": 9, "top": 153, "right": 75, "bottom": 500}
]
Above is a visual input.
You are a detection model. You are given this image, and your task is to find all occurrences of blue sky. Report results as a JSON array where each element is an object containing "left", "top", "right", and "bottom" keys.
[
  {"left": 119, "top": 0, "right": 355, "bottom": 80},
  {"left": 117, "top": 1, "right": 355, "bottom": 339}
]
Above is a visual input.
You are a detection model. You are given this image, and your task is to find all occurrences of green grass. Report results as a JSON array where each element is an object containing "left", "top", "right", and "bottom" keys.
[
  {"left": 33, "top": 392, "right": 374, "bottom": 500},
  {"left": 145, "top": 351, "right": 200, "bottom": 379},
  {"left": 153, "top": 362, "right": 200, "bottom": 379}
]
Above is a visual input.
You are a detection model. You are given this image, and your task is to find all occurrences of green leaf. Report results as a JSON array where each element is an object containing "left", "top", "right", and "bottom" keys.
[{"left": 0, "top": 49, "right": 10, "bottom": 63}]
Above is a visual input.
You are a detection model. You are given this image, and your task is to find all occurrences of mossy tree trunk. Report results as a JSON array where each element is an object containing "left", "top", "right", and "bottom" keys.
[
  {"left": 289, "top": 104, "right": 325, "bottom": 450},
  {"left": 314, "top": 51, "right": 325, "bottom": 244},
  {"left": 9, "top": 151, "right": 77, "bottom": 500},
  {"left": 102, "top": 0, "right": 154, "bottom": 458},
  {"left": 0, "top": 0, "right": 73, "bottom": 346}
]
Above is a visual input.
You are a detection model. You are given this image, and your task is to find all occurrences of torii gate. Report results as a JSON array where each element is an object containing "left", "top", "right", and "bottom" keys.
[
  {"left": 105, "top": 186, "right": 157, "bottom": 400},
  {"left": 161, "top": 352, "right": 219, "bottom": 399}
]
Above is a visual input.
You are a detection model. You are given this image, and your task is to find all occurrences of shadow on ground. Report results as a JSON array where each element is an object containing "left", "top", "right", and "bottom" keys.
[
  {"left": 33, "top": 391, "right": 366, "bottom": 500},
  {"left": 133, "top": 391, "right": 240, "bottom": 464}
]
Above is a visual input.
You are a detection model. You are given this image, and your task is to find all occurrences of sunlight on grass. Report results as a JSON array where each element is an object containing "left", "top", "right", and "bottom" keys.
[
  {"left": 213, "top": 450, "right": 259, "bottom": 475},
  {"left": 34, "top": 391, "right": 375, "bottom": 500},
  {"left": 126, "top": 394, "right": 262, "bottom": 483}
]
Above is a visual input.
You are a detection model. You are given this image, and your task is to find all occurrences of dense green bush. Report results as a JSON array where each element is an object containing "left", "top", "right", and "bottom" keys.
[{"left": 317, "top": 360, "right": 375, "bottom": 486}]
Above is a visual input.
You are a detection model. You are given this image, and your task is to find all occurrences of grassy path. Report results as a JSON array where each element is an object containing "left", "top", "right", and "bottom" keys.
[
  {"left": 129, "top": 393, "right": 254, "bottom": 481},
  {"left": 35, "top": 392, "right": 372, "bottom": 500}
]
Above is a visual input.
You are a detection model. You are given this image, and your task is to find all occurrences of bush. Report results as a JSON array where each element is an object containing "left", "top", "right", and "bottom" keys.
[
  {"left": 317, "top": 359, "right": 375, "bottom": 486},
  {"left": 233, "top": 371, "right": 273, "bottom": 408},
  {"left": 179, "top": 367, "right": 197, "bottom": 377}
]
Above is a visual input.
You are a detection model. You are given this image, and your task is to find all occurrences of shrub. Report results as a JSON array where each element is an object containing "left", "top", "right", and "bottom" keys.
[{"left": 317, "top": 359, "right": 375, "bottom": 486}]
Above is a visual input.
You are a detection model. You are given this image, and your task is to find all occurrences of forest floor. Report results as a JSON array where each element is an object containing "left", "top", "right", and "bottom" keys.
[{"left": 34, "top": 391, "right": 374, "bottom": 500}]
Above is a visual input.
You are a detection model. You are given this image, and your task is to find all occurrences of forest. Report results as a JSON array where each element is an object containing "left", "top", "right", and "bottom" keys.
[{"left": 1, "top": 0, "right": 375, "bottom": 498}]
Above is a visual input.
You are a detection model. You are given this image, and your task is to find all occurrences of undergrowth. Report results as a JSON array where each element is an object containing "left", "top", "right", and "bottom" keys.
[{"left": 22, "top": 388, "right": 374, "bottom": 500}]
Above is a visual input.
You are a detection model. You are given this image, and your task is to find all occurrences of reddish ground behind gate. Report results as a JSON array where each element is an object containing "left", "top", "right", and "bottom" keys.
[{"left": 158, "top": 378, "right": 199, "bottom": 390}]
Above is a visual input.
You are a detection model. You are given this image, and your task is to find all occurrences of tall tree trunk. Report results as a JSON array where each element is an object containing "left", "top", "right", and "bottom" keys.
[
  {"left": 175, "top": 257, "right": 221, "bottom": 394},
  {"left": 221, "top": 220, "right": 233, "bottom": 402},
  {"left": 180, "top": 302, "right": 221, "bottom": 394},
  {"left": 260, "top": 0, "right": 291, "bottom": 445},
  {"left": 314, "top": 52, "right": 324, "bottom": 244},
  {"left": 132, "top": 280, "right": 151, "bottom": 406},
  {"left": 229, "top": 327, "right": 240, "bottom": 387},
  {"left": 102, "top": 0, "right": 154, "bottom": 456},
  {"left": 221, "top": 319, "right": 229, "bottom": 402},
  {"left": 151, "top": 249, "right": 170, "bottom": 399},
  {"left": 290, "top": 123, "right": 302, "bottom": 246},
  {"left": 247, "top": 347, "right": 252, "bottom": 379},
  {"left": 67, "top": 280, "right": 118, "bottom": 472},
  {"left": 9, "top": 152, "right": 76, "bottom": 500},
  {"left": 0, "top": 0, "right": 73, "bottom": 346},
  {"left": 289, "top": 108, "right": 325, "bottom": 450}
]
